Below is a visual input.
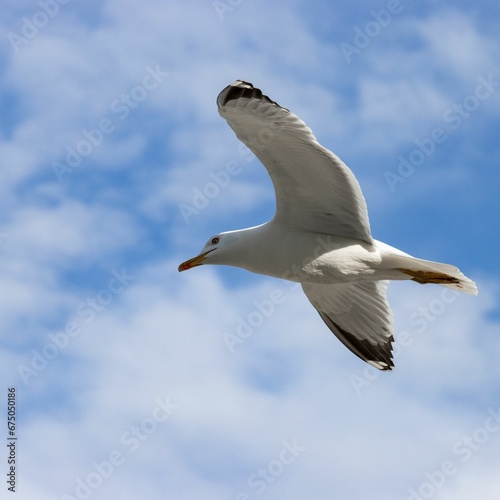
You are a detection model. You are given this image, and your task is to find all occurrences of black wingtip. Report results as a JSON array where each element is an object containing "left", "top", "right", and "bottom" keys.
[
  {"left": 216, "top": 80, "right": 285, "bottom": 110},
  {"left": 318, "top": 312, "right": 395, "bottom": 371}
]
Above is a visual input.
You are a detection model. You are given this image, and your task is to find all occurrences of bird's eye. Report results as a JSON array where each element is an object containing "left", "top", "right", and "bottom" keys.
[{"left": 211, "top": 237, "right": 220, "bottom": 245}]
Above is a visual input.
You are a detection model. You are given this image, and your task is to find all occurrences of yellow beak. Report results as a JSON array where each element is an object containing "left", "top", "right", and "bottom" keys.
[{"left": 178, "top": 250, "right": 213, "bottom": 272}]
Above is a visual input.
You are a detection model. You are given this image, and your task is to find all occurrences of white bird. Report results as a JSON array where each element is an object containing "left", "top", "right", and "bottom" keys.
[{"left": 179, "top": 80, "right": 477, "bottom": 370}]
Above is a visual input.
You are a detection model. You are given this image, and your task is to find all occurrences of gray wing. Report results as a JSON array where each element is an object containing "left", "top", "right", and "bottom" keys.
[
  {"left": 301, "top": 280, "right": 394, "bottom": 370},
  {"left": 217, "top": 80, "right": 373, "bottom": 244}
]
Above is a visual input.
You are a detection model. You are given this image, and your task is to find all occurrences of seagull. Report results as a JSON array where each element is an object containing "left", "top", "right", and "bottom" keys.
[{"left": 178, "top": 80, "right": 477, "bottom": 370}]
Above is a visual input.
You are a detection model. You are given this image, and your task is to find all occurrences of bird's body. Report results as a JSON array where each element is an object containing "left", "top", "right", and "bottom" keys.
[
  {"left": 179, "top": 80, "right": 477, "bottom": 370},
  {"left": 210, "top": 223, "right": 411, "bottom": 285},
  {"left": 205, "top": 224, "right": 375, "bottom": 283}
]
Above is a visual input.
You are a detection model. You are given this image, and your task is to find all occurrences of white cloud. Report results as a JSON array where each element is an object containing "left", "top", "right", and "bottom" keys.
[
  {"left": 437, "top": 464, "right": 500, "bottom": 500},
  {"left": 357, "top": 77, "right": 450, "bottom": 148},
  {"left": 5, "top": 199, "right": 139, "bottom": 265},
  {"left": 415, "top": 10, "right": 498, "bottom": 83},
  {"left": 334, "top": 9, "right": 500, "bottom": 155},
  {"left": 8, "top": 254, "right": 497, "bottom": 499}
]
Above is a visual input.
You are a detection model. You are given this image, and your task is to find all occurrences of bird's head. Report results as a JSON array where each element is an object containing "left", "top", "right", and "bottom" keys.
[
  {"left": 178, "top": 225, "right": 267, "bottom": 273},
  {"left": 178, "top": 233, "right": 227, "bottom": 272}
]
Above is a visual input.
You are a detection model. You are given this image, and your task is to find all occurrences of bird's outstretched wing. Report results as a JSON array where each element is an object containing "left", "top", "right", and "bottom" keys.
[
  {"left": 217, "top": 80, "right": 372, "bottom": 244},
  {"left": 301, "top": 280, "right": 394, "bottom": 370}
]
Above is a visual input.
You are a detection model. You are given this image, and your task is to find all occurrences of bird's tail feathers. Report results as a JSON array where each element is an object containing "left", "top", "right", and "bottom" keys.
[{"left": 394, "top": 256, "right": 477, "bottom": 295}]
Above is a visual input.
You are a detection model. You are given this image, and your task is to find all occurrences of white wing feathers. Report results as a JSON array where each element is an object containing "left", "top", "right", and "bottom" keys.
[
  {"left": 217, "top": 81, "right": 394, "bottom": 370},
  {"left": 217, "top": 80, "right": 373, "bottom": 244},
  {"left": 302, "top": 281, "right": 394, "bottom": 370}
]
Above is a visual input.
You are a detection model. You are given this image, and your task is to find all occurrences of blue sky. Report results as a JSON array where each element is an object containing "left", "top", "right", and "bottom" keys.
[{"left": 1, "top": 1, "right": 500, "bottom": 499}]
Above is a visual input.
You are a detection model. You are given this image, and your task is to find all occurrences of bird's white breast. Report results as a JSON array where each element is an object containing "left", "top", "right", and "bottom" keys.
[{"left": 234, "top": 222, "right": 382, "bottom": 285}]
